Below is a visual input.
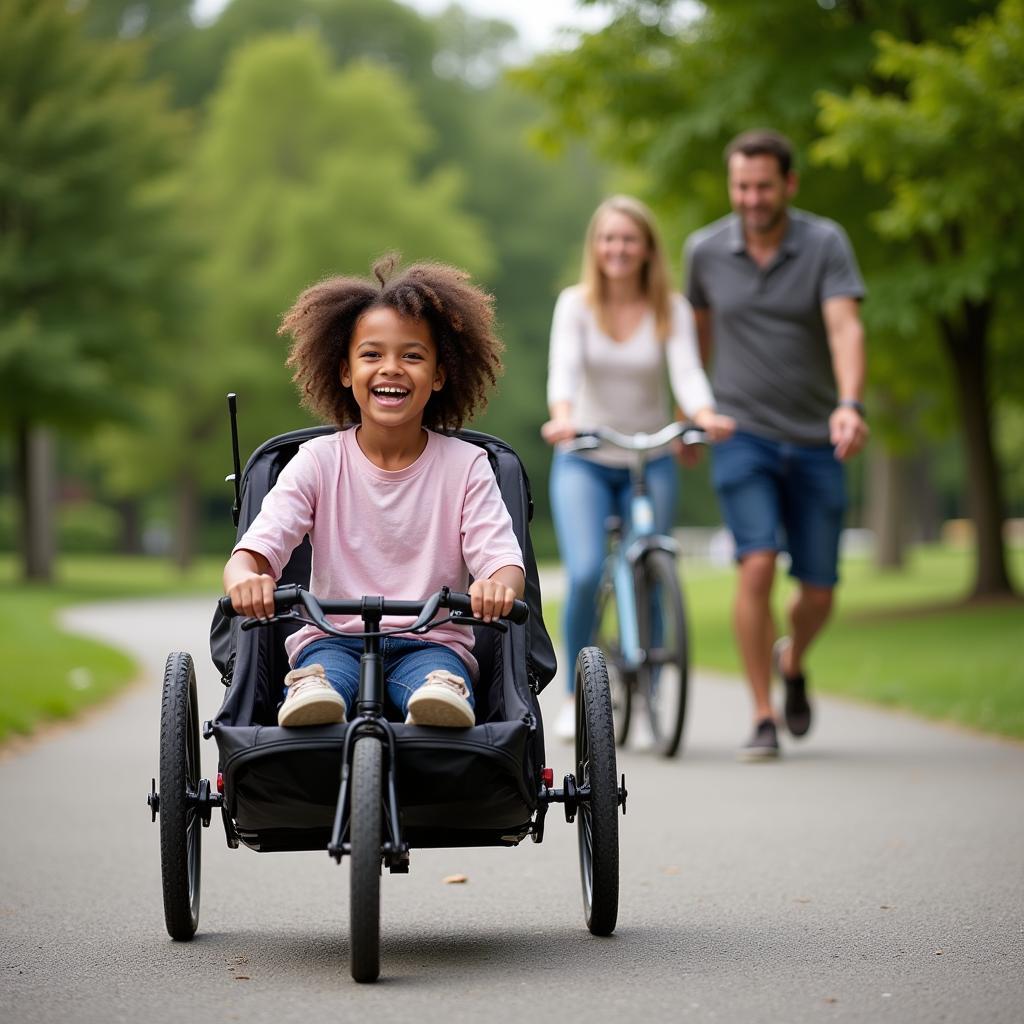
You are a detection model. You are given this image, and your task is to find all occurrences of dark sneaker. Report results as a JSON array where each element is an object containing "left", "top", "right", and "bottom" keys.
[
  {"left": 738, "top": 718, "right": 779, "bottom": 761},
  {"left": 773, "top": 638, "right": 812, "bottom": 737}
]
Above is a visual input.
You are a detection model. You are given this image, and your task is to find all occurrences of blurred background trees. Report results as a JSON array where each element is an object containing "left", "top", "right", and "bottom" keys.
[
  {"left": 0, "top": 0, "right": 190, "bottom": 580},
  {"left": 1, "top": 0, "right": 1020, "bottom": 598},
  {"left": 2, "top": 0, "right": 604, "bottom": 575}
]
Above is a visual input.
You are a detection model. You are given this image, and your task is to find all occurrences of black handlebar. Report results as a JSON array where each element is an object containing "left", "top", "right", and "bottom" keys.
[{"left": 218, "top": 586, "right": 529, "bottom": 627}]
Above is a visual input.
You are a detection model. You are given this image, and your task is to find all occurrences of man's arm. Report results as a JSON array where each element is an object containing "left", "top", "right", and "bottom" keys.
[{"left": 823, "top": 295, "right": 868, "bottom": 461}]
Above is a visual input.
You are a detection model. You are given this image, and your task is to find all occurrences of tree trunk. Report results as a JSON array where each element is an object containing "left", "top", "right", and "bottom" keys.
[
  {"left": 868, "top": 445, "right": 905, "bottom": 569},
  {"left": 907, "top": 449, "right": 942, "bottom": 544},
  {"left": 939, "top": 300, "right": 1015, "bottom": 597},
  {"left": 14, "top": 421, "right": 56, "bottom": 582},
  {"left": 114, "top": 497, "right": 145, "bottom": 555},
  {"left": 174, "top": 467, "right": 198, "bottom": 572}
]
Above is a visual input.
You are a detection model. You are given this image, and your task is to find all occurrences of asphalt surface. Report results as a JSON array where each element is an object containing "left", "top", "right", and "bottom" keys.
[{"left": 1, "top": 595, "right": 1022, "bottom": 1023}]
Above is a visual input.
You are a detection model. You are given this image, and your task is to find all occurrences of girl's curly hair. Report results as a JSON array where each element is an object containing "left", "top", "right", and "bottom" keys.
[{"left": 280, "top": 254, "right": 504, "bottom": 430}]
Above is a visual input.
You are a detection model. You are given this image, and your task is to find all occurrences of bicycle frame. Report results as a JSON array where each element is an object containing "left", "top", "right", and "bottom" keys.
[{"left": 606, "top": 457, "right": 680, "bottom": 673}]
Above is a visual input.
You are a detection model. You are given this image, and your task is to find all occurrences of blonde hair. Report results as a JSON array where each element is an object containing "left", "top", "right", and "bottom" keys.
[{"left": 580, "top": 195, "right": 672, "bottom": 342}]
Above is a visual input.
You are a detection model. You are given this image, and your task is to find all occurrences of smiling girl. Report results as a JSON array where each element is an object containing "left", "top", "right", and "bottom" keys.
[{"left": 223, "top": 256, "right": 525, "bottom": 728}]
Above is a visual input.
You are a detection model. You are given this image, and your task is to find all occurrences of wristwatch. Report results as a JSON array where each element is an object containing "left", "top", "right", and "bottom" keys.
[{"left": 837, "top": 399, "right": 866, "bottom": 418}]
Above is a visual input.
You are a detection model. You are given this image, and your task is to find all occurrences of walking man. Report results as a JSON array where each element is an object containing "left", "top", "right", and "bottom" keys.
[{"left": 684, "top": 129, "right": 869, "bottom": 759}]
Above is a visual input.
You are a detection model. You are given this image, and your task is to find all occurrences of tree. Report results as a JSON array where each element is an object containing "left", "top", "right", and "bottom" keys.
[
  {"left": 0, "top": 0, "right": 189, "bottom": 579},
  {"left": 814, "top": 0, "right": 1024, "bottom": 596}
]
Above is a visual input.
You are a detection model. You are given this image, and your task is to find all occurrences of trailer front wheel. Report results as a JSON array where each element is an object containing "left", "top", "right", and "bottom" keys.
[{"left": 158, "top": 652, "right": 202, "bottom": 940}]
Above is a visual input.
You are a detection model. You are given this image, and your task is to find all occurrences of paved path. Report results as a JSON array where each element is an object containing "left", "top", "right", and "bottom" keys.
[{"left": 1, "top": 595, "right": 1022, "bottom": 1023}]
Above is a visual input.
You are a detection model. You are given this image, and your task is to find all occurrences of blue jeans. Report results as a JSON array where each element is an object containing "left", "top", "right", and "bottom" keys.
[
  {"left": 293, "top": 636, "right": 473, "bottom": 719},
  {"left": 549, "top": 450, "right": 678, "bottom": 695},
  {"left": 711, "top": 431, "right": 847, "bottom": 587}
]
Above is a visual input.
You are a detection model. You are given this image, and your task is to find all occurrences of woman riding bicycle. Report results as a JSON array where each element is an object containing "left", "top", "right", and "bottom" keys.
[
  {"left": 224, "top": 256, "right": 525, "bottom": 730},
  {"left": 541, "top": 195, "right": 734, "bottom": 740}
]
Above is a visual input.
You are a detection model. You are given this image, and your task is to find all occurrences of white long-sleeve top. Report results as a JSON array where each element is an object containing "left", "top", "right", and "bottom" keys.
[{"left": 546, "top": 285, "right": 715, "bottom": 466}]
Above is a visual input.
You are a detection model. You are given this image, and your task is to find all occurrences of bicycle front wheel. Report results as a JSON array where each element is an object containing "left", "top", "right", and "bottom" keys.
[
  {"left": 349, "top": 736, "right": 383, "bottom": 983},
  {"left": 635, "top": 550, "right": 689, "bottom": 758}
]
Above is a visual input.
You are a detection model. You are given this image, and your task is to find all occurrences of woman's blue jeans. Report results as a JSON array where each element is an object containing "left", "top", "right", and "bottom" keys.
[{"left": 549, "top": 450, "right": 678, "bottom": 695}]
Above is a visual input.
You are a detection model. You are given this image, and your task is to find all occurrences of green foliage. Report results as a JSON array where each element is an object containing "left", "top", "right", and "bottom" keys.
[
  {"left": 814, "top": 0, "right": 1024, "bottom": 368},
  {"left": 0, "top": 497, "right": 119, "bottom": 553},
  {"left": 0, "top": 0, "right": 191, "bottom": 431},
  {"left": 188, "top": 32, "right": 493, "bottom": 465},
  {"left": 463, "top": 85, "right": 605, "bottom": 515}
]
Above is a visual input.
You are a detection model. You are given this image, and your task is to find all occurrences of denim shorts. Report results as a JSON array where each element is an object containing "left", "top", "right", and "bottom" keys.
[
  {"left": 711, "top": 431, "right": 847, "bottom": 587},
  {"left": 293, "top": 636, "right": 473, "bottom": 719}
]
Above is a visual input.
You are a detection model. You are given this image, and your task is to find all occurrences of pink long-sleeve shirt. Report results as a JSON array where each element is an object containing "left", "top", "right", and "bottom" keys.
[{"left": 233, "top": 428, "right": 524, "bottom": 679}]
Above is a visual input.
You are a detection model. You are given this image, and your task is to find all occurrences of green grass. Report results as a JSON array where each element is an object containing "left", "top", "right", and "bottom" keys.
[
  {"left": 544, "top": 544, "right": 1024, "bottom": 741},
  {"left": 0, "top": 555, "right": 222, "bottom": 744}
]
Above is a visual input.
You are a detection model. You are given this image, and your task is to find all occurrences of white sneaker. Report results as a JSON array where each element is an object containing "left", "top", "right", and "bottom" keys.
[
  {"left": 554, "top": 700, "right": 575, "bottom": 743},
  {"left": 406, "top": 671, "right": 475, "bottom": 727},
  {"left": 278, "top": 664, "right": 346, "bottom": 726}
]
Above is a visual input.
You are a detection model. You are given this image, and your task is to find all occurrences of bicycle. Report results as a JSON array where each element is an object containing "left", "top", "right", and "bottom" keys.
[{"left": 568, "top": 422, "right": 705, "bottom": 758}]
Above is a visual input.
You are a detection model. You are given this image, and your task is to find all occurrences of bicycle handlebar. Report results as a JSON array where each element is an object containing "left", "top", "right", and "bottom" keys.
[
  {"left": 569, "top": 422, "right": 707, "bottom": 453},
  {"left": 218, "top": 585, "right": 529, "bottom": 631}
]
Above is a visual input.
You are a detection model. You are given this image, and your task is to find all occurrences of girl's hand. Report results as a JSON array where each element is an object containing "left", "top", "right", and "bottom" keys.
[
  {"left": 693, "top": 408, "right": 736, "bottom": 443},
  {"left": 226, "top": 572, "right": 277, "bottom": 620},
  {"left": 223, "top": 550, "right": 277, "bottom": 620},
  {"left": 469, "top": 567, "right": 524, "bottom": 623},
  {"left": 540, "top": 418, "right": 577, "bottom": 445}
]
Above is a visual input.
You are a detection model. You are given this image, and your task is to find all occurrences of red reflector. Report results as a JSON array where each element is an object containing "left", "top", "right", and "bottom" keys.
[
  {"left": 541, "top": 767, "right": 554, "bottom": 788},
  {"left": 216, "top": 772, "right": 223, "bottom": 793}
]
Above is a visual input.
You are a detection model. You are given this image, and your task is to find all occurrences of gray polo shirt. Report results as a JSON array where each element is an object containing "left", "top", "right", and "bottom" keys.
[{"left": 684, "top": 208, "right": 864, "bottom": 445}]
